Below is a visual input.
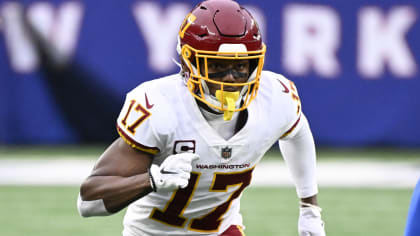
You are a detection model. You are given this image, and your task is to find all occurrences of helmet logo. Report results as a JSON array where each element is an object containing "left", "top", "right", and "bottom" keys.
[{"left": 179, "top": 13, "right": 196, "bottom": 39}]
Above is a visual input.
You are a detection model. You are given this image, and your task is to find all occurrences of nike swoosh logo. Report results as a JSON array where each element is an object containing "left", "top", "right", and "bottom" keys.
[
  {"left": 145, "top": 93, "right": 154, "bottom": 109},
  {"left": 160, "top": 169, "right": 178, "bottom": 174},
  {"left": 278, "top": 80, "right": 289, "bottom": 93}
]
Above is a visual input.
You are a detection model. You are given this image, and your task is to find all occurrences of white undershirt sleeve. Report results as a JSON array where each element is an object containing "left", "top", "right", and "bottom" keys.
[{"left": 278, "top": 114, "right": 318, "bottom": 198}]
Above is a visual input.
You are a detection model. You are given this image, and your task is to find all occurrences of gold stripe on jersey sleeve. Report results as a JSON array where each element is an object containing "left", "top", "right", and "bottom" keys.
[
  {"left": 280, "top": 114, "right": 301, "bottom": 139},
  {"left": 117, "top": 124, "right": 159, "bottom": 155}
]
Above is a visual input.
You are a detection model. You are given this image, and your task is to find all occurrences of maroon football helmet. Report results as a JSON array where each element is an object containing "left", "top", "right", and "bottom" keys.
[{"left": 178, "top": 0, "right": 266, "bottom": 119}]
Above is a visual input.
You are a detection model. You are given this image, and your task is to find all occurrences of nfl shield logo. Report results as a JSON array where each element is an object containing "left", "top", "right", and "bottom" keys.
[{"left": 221, "top": 146, "right": 232, "bottom": 159}]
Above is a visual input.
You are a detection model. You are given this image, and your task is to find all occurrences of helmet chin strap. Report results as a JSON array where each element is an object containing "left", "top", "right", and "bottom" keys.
[{"left": 215, "top": 90, "right": 240, "bottom": 121}]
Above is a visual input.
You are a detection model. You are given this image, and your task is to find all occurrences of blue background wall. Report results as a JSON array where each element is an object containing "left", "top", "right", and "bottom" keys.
[{"left": 0, "top": 0, "right": 419, "bottom": 146}]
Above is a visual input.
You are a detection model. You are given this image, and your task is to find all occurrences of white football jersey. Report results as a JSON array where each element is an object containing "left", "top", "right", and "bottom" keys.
[{"left": 116, "top": 71, "right": 303, "bottom": 236}]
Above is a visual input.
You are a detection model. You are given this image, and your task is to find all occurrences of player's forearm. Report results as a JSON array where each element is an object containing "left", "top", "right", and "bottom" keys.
[{"left": 79, "top": 174, "right": 152, "bottom": 214}]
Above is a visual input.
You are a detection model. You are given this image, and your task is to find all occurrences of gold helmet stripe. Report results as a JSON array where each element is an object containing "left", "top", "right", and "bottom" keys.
[{"left": 179, "top": 13, "right": 197, "bottom": 39}]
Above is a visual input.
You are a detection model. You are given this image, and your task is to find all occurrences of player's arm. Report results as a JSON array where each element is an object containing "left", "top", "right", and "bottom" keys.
[
  {"left": 279, "top": 114, "right": 318, "bottom": 201},
  {"left": 77, "top": 137, "right": 199, "bottom": 217},
  {"left": 78, "top": 137, "right": 153, "bottom": 216},
  {"left": 279, "top": 114, "right": 326, "bottom": 236}
]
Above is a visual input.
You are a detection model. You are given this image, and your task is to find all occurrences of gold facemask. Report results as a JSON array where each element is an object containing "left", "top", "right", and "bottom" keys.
[{"left": 181, "top": 44, "right": 266, "bottom": 120}]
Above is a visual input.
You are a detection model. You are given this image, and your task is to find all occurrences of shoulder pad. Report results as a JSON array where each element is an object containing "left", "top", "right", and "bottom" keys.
[
  {"left": 261, "top": 71, "right": 303, "bottom": 139},
  {"left": 116, "top": 81, "right": 177, "bottom": 154}
]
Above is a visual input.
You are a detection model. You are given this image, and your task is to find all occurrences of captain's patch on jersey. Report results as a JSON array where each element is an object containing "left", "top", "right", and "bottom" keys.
[{"left": 173, "top": 140, "right": 196, "bottom": 154}]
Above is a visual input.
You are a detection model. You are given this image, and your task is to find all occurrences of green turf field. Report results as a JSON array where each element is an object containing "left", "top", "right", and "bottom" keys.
[
  {"left": 0, "top": 186, "right": 412, "bottom": 236},
  {"left": 0, "top": 146, "right": 417, "bottom": 235}
]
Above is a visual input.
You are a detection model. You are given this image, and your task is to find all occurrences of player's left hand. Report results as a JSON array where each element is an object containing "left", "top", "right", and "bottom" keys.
[{"left": 298, "top": 204, "right": 326, "bottom": 236}]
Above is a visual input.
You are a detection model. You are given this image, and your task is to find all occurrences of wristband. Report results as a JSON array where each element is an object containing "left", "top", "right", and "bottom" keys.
[{"left": 299, "top": 201, "right": 322, "bottom": 212}]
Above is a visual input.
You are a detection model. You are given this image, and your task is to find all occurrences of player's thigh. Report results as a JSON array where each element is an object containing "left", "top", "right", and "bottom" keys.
[{"left": 220, "top": 225, "right": 245, "bottom": 236}]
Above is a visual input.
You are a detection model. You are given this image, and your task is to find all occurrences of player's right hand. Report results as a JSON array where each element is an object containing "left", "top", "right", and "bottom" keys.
[{"left": 149, "top": 153, "right": 199, "bottom": 191}]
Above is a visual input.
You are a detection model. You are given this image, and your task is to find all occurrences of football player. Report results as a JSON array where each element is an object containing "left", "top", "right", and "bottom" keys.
[
  {"left": 77, "top": 0, "right": 326, "bottom": 235},
  {"left": 404, "top": 178, "right": 420, "bottom": 236}
]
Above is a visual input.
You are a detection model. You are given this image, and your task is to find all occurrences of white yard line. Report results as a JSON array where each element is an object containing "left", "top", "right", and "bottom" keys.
[{"left": 0, "top": 159, "right": 419, "bottom": 188}]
